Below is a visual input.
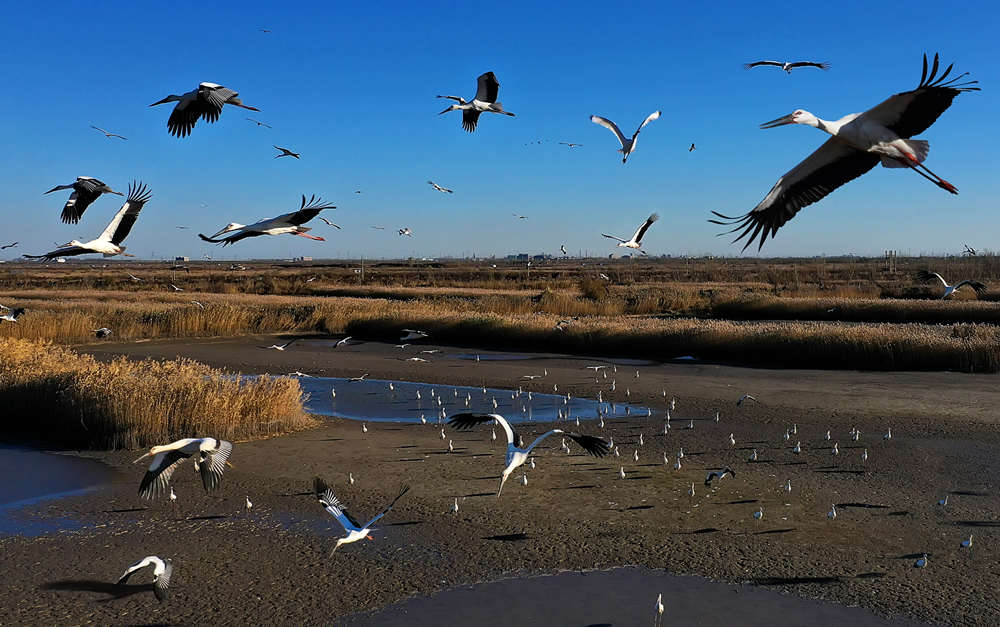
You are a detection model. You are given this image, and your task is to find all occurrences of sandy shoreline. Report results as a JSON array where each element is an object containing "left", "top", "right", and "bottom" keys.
[{"left": 2, "top": 336, "right": 999, "bottom": 625}]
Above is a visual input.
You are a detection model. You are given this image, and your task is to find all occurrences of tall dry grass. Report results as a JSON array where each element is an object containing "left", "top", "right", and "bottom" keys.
[{"left": 0, "top": 338, "right": 315, "bottom": 449}]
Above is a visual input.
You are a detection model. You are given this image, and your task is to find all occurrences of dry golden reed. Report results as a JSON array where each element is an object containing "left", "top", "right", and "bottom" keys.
[{"left": 0, "top": 338, "right": 315, "bottom": 449}]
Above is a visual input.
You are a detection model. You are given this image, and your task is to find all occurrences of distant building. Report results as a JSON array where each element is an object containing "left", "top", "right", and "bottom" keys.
[
  {"left": 175, "top": 256, "right": 190, "bottom": 262},
  {"left": 294, "top": 256, "right": 313, "bottom": 262}
]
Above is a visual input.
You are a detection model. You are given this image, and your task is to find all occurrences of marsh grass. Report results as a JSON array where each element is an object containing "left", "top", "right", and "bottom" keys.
[{"left": 0, "top": 338, "right": 314, "bottom": 449}]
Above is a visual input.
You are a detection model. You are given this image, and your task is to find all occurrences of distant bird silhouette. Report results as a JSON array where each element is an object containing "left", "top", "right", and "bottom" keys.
[
  {"left": 90, "top": 125, "right": 127, "bottom": 140},
  {"left": 247, "top": 117, "right": 272, "bottom": 128},
  {"left": 744, "top": 60, "right": 830, "bottom": 73},
  {"left": 274, "top": 145, "right": 300, "bottom": 159}
]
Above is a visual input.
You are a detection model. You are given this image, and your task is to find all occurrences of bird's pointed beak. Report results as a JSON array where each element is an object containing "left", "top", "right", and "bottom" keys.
[
  {"left": 438, "top": 107, "right": 453, "bottom": 115},
  {"left": 366, "top": 535, "right": 374, "bottom": 541},
  {"left": 132, "top": 452, "right": 151, "bottom": 464},
  {"left": 108, "top": 189, "right": 124, "bottom": 196},
  {"left": 44, "top": 185, "right": 68, "bottom": 194},
  {"left": 149, "top": 97, "right": 171, "bottom": 107},
  {"left": 760, "top": 113, "right": 796, "bottom": 129},
  {"left": 241, "top": 104, "right": 261, "bottom": 112}
]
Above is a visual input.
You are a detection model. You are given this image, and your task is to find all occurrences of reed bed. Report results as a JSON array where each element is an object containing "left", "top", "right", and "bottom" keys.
[
  {"left": 0, "top": 338, "right": 315, "bottom": 449},
  {"left": 344, "top": 310, "right": 1000, "bottom": 373}
]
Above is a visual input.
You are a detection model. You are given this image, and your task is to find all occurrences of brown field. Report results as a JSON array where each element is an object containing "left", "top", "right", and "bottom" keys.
[{"left": 1, "top": 255, "right": 998, "bottom": 371}]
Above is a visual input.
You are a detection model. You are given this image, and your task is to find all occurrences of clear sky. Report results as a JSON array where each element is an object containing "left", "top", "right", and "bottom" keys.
[{"left": 1, "top": 1, "right": 997, "bottom": 260}]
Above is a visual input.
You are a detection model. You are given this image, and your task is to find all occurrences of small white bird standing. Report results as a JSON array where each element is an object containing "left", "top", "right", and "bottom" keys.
[
  {"left": 729, "top": 433, "right": 737, "bottom": 447},
  {"left": 362, "top": 423, "right": 368, "bottom": 434},
  {"left": 521, "top": 473, "right": 528, "bottom": 486},
  {"left": 784, "top": 479, "right": 792, "bottom": 493},
  {"left": 938, "top": 495, "right": 949, "bottom": 506},
  {"left": 349, "top": 472, "right": 355, "bottom": 485},
  {"left": 884, "top": 427, "right": 893, "bottom": 441},
  {"left": 749, "top": 449, "right": 758, "bottom": 462},
  {"left": 828, "top": 504, "right": 837, "bottom": 519},
  {"left": 914, "top": 554, "right": 929, "bottom": 568},
  {"left": 961, "top": 534, "right": 973, "bottom": 548},
  {"left": 792, "top": 442, "right": 802, "bottom": 454},
  {"left": 116, "top": 556, "right": 172, "bottom": 601},
  {"left": 687, "top": 483, "right": 695, "bottom": 497},
  {"left": 245, "top": 495, "right": 253, "bottom": 512},
  {"left": 451, "top": 498, "right": 459, "bottom": 515},
  {"left": 602, "top": 213, "right": 659, "bottom": 253},
  {"left": 861, "top": 449, "right": 869, "bottom": 462},
  {"left": 590, "top": 110, "right": 661, "bottom": 163},
  {"left": 654, "top": 593, "right": 665, "bottom": 627},
  {"left": 619, "top": 466, "right": 627, "bottom": 479},
  {"left": 753, "top": 506, "right": 764, "bottom": 522},
  {"left": 169, "top": 486, "right": 177, "bottom": 506},
  {"left": 832, "top": 442, "right": 839, "bottom": 456}
]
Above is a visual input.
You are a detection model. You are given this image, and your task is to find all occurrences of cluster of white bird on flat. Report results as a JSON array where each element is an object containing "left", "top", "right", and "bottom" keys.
[
  {"left": 18, "top": 53, "right": 980, "bottom": 262},
  {"left": 113, "top": 329, "right": 978, "bottom": 610}
]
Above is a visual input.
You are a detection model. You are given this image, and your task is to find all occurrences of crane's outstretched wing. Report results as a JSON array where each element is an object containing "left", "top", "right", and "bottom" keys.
[
  {"left": 590, "top": 116, "right": 627, "bottom": 148},
  {"left": 709, "top": 138, "right": 879, "bottom": 251},
  {"left": 602, "top": 233, "right": 626, "bottom": 243},
  {"left": 448, "top": 412, "right": 518, "bottom": 447},
  {"left": 954, "top": 280, "right": 987, "bottom": 296},
  {"left": 138, "top": 451, "right": 189, "bottom": 499},
  {"left": 153, "top": 560, "right": 172, "bottom": 601},
  {"left": 314, "top": 476, "right": 364, "bottom": 532},
  {"left": 199, "top": 84, "right": 238, "bottom": 123},
  {"left": 361, "top": 484, "right": 411, "bottom": 528},
  {"left": 565, "top": 433, "right": 611, "bottom": 457},
  {"left": 287, "top": 194, "right": 337, "bottom": 225},
  {"left": 862, "top": 53, "right": 979, "bottom": 139},
  {"left": 198, "top": 231, "right": 262, "bottom": 246},
  {"left": 916, "top": 270, "right": 948, "bottom": 287},
  {"left": 631, "top": 111, "right": 661, "bottom": 139},
  {"left": 436, "top": 95, "right": 467, "bottom": 104},
  {"left": 474, "top": 71, "right": 500, "bottom": 103},
  {"left": 631, "top": 213, "right": 659, "bottom": 243},
  {"left": 462, "top": 109, "right": 482, "bottom": 132},
  {"left": 99, "top": 181, "right": 152, "bottom": 245},
  {"left": 198, "top": 439, "right": 233, "bottom": 492},
  {"left": 787, "top": 61, "right": 830, "bottom": 70},
  {"left": 743, "top": 61, "right": 783, "bottom": 69}
]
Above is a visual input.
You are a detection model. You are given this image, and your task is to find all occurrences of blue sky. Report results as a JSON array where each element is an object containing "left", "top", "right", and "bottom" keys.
[{"left": 1, "top": 1, "right": 997, "bottom": 260}]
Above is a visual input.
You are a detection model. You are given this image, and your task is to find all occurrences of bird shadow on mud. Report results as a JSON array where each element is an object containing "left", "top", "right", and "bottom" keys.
[
  {"left": 41, "top": 580, "right": 151, "bottom": 601},
  {"left": 483, "top": 532, "right": 531, "bottom": 542},
  {"left": 751, "top": 575, "right": 843, "bottom": 585},
  {"left": 103, "top": 507, "right": 148, "bottom": 514}
]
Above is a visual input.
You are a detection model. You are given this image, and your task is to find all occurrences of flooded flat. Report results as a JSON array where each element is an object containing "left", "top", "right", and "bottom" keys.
[
  {"left": 0, "top": 446, "right": 114, "bottom": 536},
  {"left": 344, "top": 567, "right": 922, "bottom": 626},
  {"left": 297, "top": 376, "right": 651, "bottom": 423}
]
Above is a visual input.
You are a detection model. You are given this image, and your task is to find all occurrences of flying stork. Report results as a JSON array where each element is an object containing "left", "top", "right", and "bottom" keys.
[
  {"left": 273, "top": 145, "right": 300, "bottom": 159},
  {"left": 602, "top": 213, "right": 659, "bottom": 253},
  {"left": 150, "top": 82, "right": 259, "bottom": 138},
  {"left": 90, "top": 125, "right": 127, "bottom": 140},
  {"left": 44, "top": 176, "right": 123, "bottom": 224},
  {"left": 447, "top": 412, "right": 610, "bottom": 497},
  {"left": 314, "top": 477, "right": 410, "bottom": 553},
  {"left": 589, "top": 111, "right": 661, "bottom": 163},
  {"left": 132, "top": 437, "right": 233, "bottom": 499},
  {"left": 198, "top": 194, "right": 335, "bottom": 245},
  {"left": 916, "top": 270, "right": 987, "bottom": 298},
  {"left": 0, "top": 307, "right": 25, "bottom": 323},
  {"left": 711, "top": 54, "right": 979, "bottom": 250},
  {"left": 428, "top": 180, "right": 454, "bottom": 193},
  {"left": 744, "top": 60, "right": 830, "bottom": 73},
  {"left": 26, "top": 182, "right": 151, "bottom": 259},
  {"left": 437, "top": 71, "right": 516, "bottom": 132},
  {"left": 116, "top": 556, "right": 172, "bottom": 601}
]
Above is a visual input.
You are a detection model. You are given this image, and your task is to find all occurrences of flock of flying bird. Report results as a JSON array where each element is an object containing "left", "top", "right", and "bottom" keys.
[{"left": 14, "top": 53, "right": 981, "bottom": 262}]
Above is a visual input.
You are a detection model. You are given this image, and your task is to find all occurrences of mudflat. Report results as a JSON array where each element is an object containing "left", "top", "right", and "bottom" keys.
[{"left": 1, "top": 336, "right": 997, "bottom": 625}]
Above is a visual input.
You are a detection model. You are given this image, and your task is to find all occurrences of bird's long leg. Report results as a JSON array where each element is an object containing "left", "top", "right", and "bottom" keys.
[
  {"left": 902, "top": 154, "right": 958, "bottom": 193},
  {"left": 904, "top": 161, "right": 957, "bottom": 193}
]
